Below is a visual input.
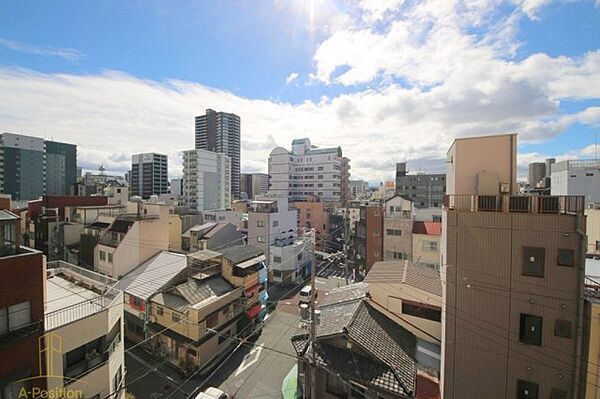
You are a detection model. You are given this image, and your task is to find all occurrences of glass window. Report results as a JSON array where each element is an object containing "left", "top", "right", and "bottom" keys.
[
  {"left": 99, "top": 251, "right": 106, "bottom": 261},
  {"left": 516, "top": 379, "right": 539, "bottom": 399},
  {"left": 273, "top": 220, "right": 279, "bottom": 227},
  {"left": 156, "top": 307, "right": 164, "bottom": 316},
  {"left": 108, "top": 253, "right": 113, "bottom": 263},
  {"left": 519, "top": 313, "right": 543, "bottom": 346},
  {"left": 522, "top": 247, "right": 545, "bottom": 277},
  {"left": 557, "top": 249, "right": 574, "bottom": 267},
  {"left": 172, "top": 313, "right": 180, "bottom": 323},
  {"left": 554, "top": 319, "right": 572, "bottom": 338},
  {"left": 257, "top": 221, "right": 265, "bottom": 227},
  {"left": 8, "top": 301, "right": 31, "bottom": 331},
  {"left": 273, "top": 256, "right": 282, "bottom": 263}
]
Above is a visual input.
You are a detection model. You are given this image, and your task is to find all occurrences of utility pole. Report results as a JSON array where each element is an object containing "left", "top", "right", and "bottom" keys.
[{"left": 309, "top": 228, "right": 317, "bottom": 399}]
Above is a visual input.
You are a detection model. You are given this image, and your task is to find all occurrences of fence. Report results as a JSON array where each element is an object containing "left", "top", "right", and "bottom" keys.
[{"left": 443, "top": 195, "right": 585, "bottom": 215}]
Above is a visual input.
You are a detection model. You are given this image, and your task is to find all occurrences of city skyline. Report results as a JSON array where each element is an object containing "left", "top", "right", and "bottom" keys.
[{"left": 0, "top": 1, "right": 599, "bottom": 181}]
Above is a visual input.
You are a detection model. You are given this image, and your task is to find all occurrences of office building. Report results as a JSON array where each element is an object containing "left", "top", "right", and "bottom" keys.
[
  {"left": 195, "top": 109, "right": 241, "bottom": 199},
  {"left": 130, "top": 153, "right": 168, "bottom": 199},
  {"left": 182, "top": 149, "right": 231, "bottom": 211},
  {"left": 528, "top": 162, "right": 546, "bottom": 187},
  {"left": 268, "top": 138, "right": 350, "bottom": 207},
  {"left": 240, "top": 173, "right": 269, "bottom": 199},
  {"left": 0, "top": 133, "right": 78, "bottom": 200},
  {"left": 442, "top": 133, "right": 585, "bottom": 399},
  {"left": 395, "top": 162, "right": 445, "bottom": 208},
  {"left": 551, "top": 159, "right": 600, "bottom": 204},
  {"left": 349, "top": 180, "right": 369, "bottom": 199}
]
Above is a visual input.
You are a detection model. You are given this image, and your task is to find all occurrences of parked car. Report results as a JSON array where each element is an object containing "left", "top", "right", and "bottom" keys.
[
  {"left": 195, "top": 387, "right": 229, "bottom": 399},
  {"left": 298, "top": 284, "right": 317, "bottom": 306}
]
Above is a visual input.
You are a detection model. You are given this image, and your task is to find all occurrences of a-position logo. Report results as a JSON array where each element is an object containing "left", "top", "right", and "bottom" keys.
[{"left": 13, "top": 332, "right": 85, "bottom": 399}]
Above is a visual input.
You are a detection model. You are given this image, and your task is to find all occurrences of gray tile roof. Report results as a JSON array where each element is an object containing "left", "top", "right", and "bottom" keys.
[
  {"left": 320, "top": 282, "right": 369, "bottom": 307},
  {"left": 220, "top": 245, "right": 264, "bottom": 265},
  {"left": 317, "top": 298, "right": 362, "bottom": 337},
  {"left": 114, "top": 251, "right": 187, "bottom": 301}
]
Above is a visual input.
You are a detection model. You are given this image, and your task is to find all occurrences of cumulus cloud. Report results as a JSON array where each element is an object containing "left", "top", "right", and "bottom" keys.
[
  {"left": 285, "top": 72, "right": 299, "bottom": 85},
  {"left": 0, "top": 38, "right": 83, "bottom": 62}
]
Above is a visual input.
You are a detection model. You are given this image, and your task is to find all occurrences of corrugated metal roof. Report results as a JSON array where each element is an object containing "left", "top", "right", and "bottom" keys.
[
  {"left": 175, "top": 276, "right": 234, "bottom": 307},
  {"left": 114, "top": 251, "right": 187, "bottom": 301}
]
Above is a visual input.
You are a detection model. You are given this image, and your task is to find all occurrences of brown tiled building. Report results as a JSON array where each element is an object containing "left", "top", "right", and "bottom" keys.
[
  {"left": 356, "top": 203, "right": 384, "bottom": 272},
  {"left": 293, "top": 198, "right": 328, "bottom": 251},
  {"left": 0, "top": 210, "right": 46, "bottom": 396},
  {"left": 442, "top": 134, "right": 586, "bottom": 399}
]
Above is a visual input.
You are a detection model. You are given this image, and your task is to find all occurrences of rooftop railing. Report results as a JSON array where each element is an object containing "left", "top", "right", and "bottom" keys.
[{"left": 443, "top": 195, "right": 585, "bottom": 215}]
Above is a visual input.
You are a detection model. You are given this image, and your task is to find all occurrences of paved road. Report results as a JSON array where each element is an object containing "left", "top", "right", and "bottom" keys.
[{"left": 124, "top": 262, "right": 353, "bottom": 399}]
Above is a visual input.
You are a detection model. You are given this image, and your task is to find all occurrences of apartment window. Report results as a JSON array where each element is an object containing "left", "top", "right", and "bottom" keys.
[
  {"left": 516, "top": 379, "right": 538, "bottom": 399},
  {"left": 257, "top": 221, "right": 265, "bottom": 227},
  {"left": 64, "top": 336, "right": 104, "bottom": 379},
  {"left": 111, "top": 232, "right": 118, "bottom": 242},
  {"left": 172, "top": 313, "right": 180, "bottom": 323},
  {"left": 107, "top": 253, "right": 113, "bottom": 263},
  {"left": 221, "top": 305, "right": 230, "bottom": 315},
  {"left": 156, "top": 306, "right": 164, "bottom": 316},
  {"left": 554, "top": 319, "right": 572, "bottom": 338},
  {"left": 99, "top": 251, "right": 106, "bottom": 261},
  {"left": 519, "top": 313, "right": 543, "bottom": 346},
  {"left": 386, "top": 229, "right": 401, "bottom": 236},
  {"left": 318, "top": 175, "right": 323, "bottom": 179},
  {"left": 273, "top": 256, "right": 282, "bottom": 263},
  {"left": 257, "top": 236, "right": 265, "bottom": 243},
  {"left": 389, "top": 206, "right": 395, "bottom": 213},
  {"left": 557, "top": 249, "right": 574, "bottom": 267},
  {"left": 402, "top": 300, "right": 441, "bottom": 322},
  {"left": 374, "top": 230, "right": 380, "bottom": 236},
  {"left": 206, "top": 312, "right": 219, "bottom": 329},
  {"left": 326, "top": 373, "right": 346, "bottom": 397},
  {"left": 0, "top": 301, "right": 31, "bottom": 334},
  {"left": 432, "top": 215, "right": 442, "bottom": 222},
  {"left": 422, "top": 241, "right": 438, "bottom": 252},
  {"left": 522, "top": 247, "right": 545, "bottom": 277},
  {"left": 273, "top": 270, "right": 282, "bottom": 277}
]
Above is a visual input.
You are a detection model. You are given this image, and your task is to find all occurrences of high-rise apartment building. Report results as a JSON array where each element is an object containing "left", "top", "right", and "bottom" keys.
[
  {"left": 268, "top": 138, "right": 350, "bottom": 207},
  {"left": 528, "top": 162, "right": 546, "bottom": 187},
  {"left": 395, "top": 162, "right": 446, "bottom": 208},
  {"left": 349, "top": 180, "right": 369, "bottom": 199},
  {"left": 182, "top": 149, "right": 231, "bottom": 211},
  {"left": 551, "top": 159, "right": 600, "bottom": 204},
  {"left": 240, "top": 173, "right": 268, "bottom": 199},
  {"left": 130, "top": 153, "right": 168, "bottom": 199},
  {"left": 442, "top": 133, "right": 586, "bottom": 399},
  {"left": 0, "top": 133, "right": 78, "bottom": 200},
  {"left": 195, "top": 109, "right": 241, "bottom": 199}
]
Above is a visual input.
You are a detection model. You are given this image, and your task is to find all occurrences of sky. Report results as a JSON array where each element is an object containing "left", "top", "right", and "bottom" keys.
[{"left": 0, "top": 0, "right": 599, "bottom": 182}]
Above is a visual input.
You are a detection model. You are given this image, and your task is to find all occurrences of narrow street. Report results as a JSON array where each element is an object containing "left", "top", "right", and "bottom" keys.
[{"left": 124, "top": 262, "right": 353, "bottom": 399}]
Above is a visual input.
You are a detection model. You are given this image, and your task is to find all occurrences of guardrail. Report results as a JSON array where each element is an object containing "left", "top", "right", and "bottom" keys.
[{"left": 443, "top": 195, "right": 585, "bottom": 215}]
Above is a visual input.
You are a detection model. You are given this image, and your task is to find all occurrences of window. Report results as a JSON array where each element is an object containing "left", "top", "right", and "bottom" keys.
[
  {"left": 273, "top": 270, "right": 282, "bottom": 277},
  {"left": 156, "top": 307, "right": 164, "bottom": 316},
  {"left": 389, "top": 206, "right": 395, "bottom": 213},
  {"left": 422, "top": 241, "right": 438, "bottom": 252},
  {"left": 557, "top": 249, "right": 574, "bottom": 267},
  {"left": 273, "top": 220, "right": 279, "bottom": 227},
  {"left": 107, "top": 253, "right": 113, "bottom": 263},
  {"left": 111, "top": 232, "right": 118, "bottom": 242},
  {"left": 318, "top": 166, "right": 324, "bottom": 171},
  {"left": 257, "top": 221, "right": 265, "bottom": 227},
  {"left": 0, "top": 301, "right": 31, "bottom": 334},
  {"left": 519, "top": 313, "right": 543, "bottom": 346},
  {"left": 554, "top": 319, "right": 572, "bottom": 338},
  {"left": 402, "top": 300, "right": 441, "bottom": 322},
  {"left": 516, "top": 379, "right": 539, "bottom": 399},
  {"left": 273, "top": 256, "right": 282, "bottom": 263},
  {"left": 326, "top": 373, "right": 346, "bottom": 397},
  {"left": 522, "top": 247, "right": 545, "bottom": 277},
  {"left": 386, "top": 229, "right": 401, "bottom": 236},
  {"left": 374, "top": 230, "right": 380, "bottom": 236},
  {"left": 318, "top": 175, "right": 323, "bottom": 179},
  {"left": 206, "top": 312, "right": 219, "bottom": 328},
  {"left": 298, "top": 253, "right": 302, "bottom": 260},
  {"left": 257, "top": 236, "right": 265, "bottom": 243},
  {"left": 99, "top": 251, "right": 106, "bottom": 261},
  {"left": 172, "top": 313, "right": 180, "bottom": 323}
]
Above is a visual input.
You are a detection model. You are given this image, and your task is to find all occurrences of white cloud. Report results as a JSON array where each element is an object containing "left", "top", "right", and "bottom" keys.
[
  {"left": 0, "top": 38, "right": 83, "bottom": 62},
  {"left": 285, "top": 72, "right": 299, "bottom": 85}
]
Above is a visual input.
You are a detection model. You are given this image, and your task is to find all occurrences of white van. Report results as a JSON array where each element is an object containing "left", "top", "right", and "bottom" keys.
[
  {"left": 298, "top": 285, "right": 317, "bottom": 306},
  {"left": 195, "top": 387, "right": 229, "bottom": 399}
]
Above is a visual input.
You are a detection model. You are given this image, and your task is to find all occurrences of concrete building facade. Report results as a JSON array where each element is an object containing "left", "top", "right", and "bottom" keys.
[
  {"left": 182, "top": 149, "right": 231, "bottom": 211},
  {"left": 528, "top": 162, "right": 546, "bottom": 187},
  {"left": 551, "top": 160, "right": 600, "bottom": 204},
  {"left": 355, "top": 203, "right": 383, "bottom": 273},
  {"left": 442, "top": 133, "right": 586, "bottom": 399},
  {"left": 268, "top": 138, "right": 350, "bottom": 207},
  {"left": 395, "top": 162, "right": 446, "bottom": 208},
  {"left": 383, "top": 195, "right": 414, "bottom": 262},
  {"left": 240, "top": 172, "right": 269, "bottom": 199},
  {"left": 195, "top": 109, "right": 241, "bottom": 199},
  {"left": 131, "top": 153, "right": 168, "bottom": 199},
  {"left": 247, "top": 196, "right": 297, "bottom": 259}
]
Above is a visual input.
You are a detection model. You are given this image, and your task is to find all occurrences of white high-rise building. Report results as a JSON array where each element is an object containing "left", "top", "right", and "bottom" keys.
[
  {"left": 182, "top": 149, "right": 231, "bottom": 211},
  {"left": 268, "top": 138, "right": 349, "bottom": 206}
]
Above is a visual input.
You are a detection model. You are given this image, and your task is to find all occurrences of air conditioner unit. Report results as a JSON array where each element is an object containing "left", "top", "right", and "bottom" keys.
[{"left": 500, "top": 183, "right": 510, "bottom": 194}]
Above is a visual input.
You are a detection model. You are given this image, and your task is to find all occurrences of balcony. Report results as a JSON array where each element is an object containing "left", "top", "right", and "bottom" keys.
[{"left": 443, "top": 195, "right": 585, "bottom": 215}]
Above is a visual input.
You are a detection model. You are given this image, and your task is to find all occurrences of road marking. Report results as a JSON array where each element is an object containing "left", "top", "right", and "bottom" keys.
[{"left": 235, "top": 344, "right": 264, "bottom": 376}]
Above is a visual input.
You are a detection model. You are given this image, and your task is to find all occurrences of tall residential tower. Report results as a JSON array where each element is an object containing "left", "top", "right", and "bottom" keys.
[
  {"left": 195, "top": 109, "right": 241, "bottom": 199},
  {"left": 130, "top": 153, "right": 168, "bottom": 199}
]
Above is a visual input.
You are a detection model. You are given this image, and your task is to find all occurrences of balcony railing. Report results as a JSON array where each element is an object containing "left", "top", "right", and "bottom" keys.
[{"left": 443, "top": 195, "right": 585, "bottom": 215}]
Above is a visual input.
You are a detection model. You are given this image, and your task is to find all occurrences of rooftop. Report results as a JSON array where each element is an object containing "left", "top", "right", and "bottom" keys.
[
  {"left": 152, "top": 276, "right": 235, "bottom": 312},
  {"left": 220, "top": 245, "right": 264, "bottom": 265},
  {"left": 114, "top": 251, "right": 188, "bottom": 301},
  {"left": 413, "top": 221, "right": 442, "bottom": 236},
  {"left": 365, "top": 261, "right": 442, "bottom": 298}
]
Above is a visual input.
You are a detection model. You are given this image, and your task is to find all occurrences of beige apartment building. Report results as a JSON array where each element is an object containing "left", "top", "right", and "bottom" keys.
[
  {"left": 45, "top": 261, "right": 124, "bottom": 399},
  {"left": 383, "top": 195, "right": 414, "bottom": 262},
  {"left": 585, "top": 204, "right": 600, "bottom": 255},
  {"left": 442, "top": 133, "right": 586, "bottom": 399},
  {"left": 412, "top": 221, "right": 441, "bottom": 269}
]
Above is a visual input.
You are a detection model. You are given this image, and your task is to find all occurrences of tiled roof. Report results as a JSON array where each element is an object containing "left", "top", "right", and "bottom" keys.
[
  {"left": 365, "top": 261, "right": 442, "bottom": 298},
  {"left": 220, "top": 245, "right": 264, "bottom": 265},
  {"left": 319, "top": 282, "right": 369, "bottom": 307},
  {"left": 202, "top": 222, "right": 229, "bottom": 239},
  {"left": 114, "top": 251, "right": 187, "bottom": 301},
  {"left": 412, "top": 221, "right": 441, "bottom": 235},
  {"left": 317, "top": 298, "right": 362, "bottom": 337}
]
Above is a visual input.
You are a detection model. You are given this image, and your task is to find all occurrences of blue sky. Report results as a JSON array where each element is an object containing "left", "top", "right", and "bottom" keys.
[{"left": 0, "top": 0, "right": 599, "bottom": 180}]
